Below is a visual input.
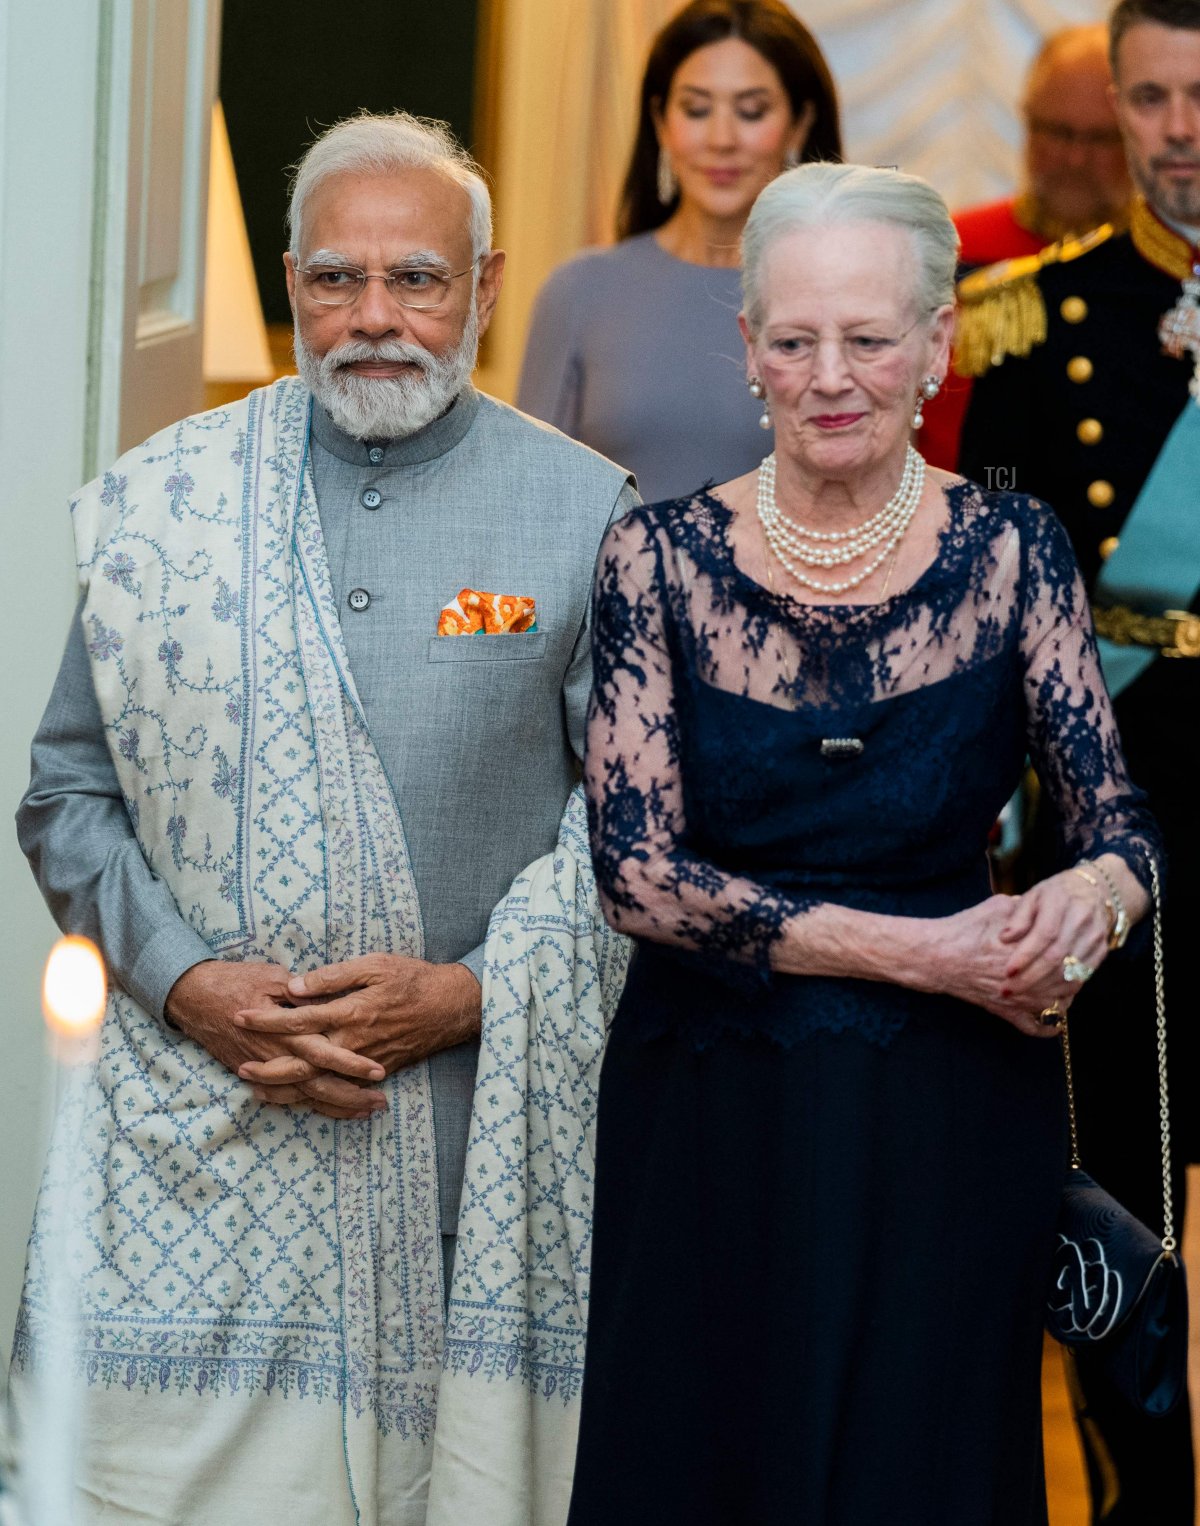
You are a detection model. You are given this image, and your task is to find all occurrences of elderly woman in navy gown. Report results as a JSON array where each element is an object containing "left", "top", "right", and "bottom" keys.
[{"left": 568, "top": 163, "right": 1160, "bottom": 1526}]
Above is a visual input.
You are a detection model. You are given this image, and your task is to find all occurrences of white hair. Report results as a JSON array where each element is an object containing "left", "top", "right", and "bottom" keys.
[
  {"left": 288, "top": 111, "right": 492, "bottom": 260},
  {"left": 741, "top": 162, "right": 960, "bottom": 334}
]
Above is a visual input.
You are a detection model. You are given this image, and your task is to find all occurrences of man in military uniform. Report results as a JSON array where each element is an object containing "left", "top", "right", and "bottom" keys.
[
  {"left": 960, "top": 3, "right": 1200, "bottom": 1520},
  {"left": 921, "top": 24, "right": 1130, "bottom": 469},
  {"left": 957, "top": 23, "right": 1130, "bottom": 268}
]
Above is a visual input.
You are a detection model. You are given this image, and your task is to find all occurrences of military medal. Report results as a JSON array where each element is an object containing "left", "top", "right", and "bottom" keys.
[{"left": 1157, "top": 261, "right": 1200, "bottom": 404}]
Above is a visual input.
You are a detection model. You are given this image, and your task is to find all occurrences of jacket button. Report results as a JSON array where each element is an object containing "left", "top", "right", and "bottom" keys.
[
  {"left": 361, "top": 489, "right": 382, "bottom": 510},
  {"left": 1099, "top": 536, "right": 1120, "bottom": 560},
  {"left": 1067, "top": 356, "right": 1094, "bottom": 383},
  {"left": 348, "top": 588, "right": 371, "bottom": 612},
  {"left": 368, "top": 447, "right": 384, "bottom": 464},
  {"left": 1077, "top": 418, "right": 1103, "bottom": 445},
  {"left": 1087, "top": 480, "right": 1115, "bottom": 509},
  {"left": 1061, "top": 296, "right": 1088, "bottom": 323}
]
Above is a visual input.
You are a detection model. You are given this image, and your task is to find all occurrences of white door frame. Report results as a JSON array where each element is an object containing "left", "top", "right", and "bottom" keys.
[{"left": 0, "top": 0, "right": 222, "bottom": 1356}]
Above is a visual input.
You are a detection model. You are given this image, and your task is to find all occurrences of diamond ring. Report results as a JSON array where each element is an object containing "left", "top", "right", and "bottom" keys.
[{"left": 1063, "top": 955, "right": 1095, "bottom": 984}]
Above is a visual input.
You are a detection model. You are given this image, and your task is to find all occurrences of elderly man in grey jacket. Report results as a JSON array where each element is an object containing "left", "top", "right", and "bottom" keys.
[{"left": 14, "top": 111, "right": 634, "bottom": 1525}]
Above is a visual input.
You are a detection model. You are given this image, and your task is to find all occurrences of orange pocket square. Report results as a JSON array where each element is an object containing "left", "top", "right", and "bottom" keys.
[{"left": 437, "top": 588, "right": 538, "bottom": 636}]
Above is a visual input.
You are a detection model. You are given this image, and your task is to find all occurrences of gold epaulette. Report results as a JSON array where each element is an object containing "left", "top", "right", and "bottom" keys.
[{"left": 952, "top": 223, "right": 1115, "bottom": 379}]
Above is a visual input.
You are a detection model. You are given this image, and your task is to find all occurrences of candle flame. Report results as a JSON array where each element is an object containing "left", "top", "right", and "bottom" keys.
[{"left": 43, "top": 936, "right": 107, "bottom": 1037}]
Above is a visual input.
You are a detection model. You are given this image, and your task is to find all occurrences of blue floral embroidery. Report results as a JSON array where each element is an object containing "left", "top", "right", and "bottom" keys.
[
  {"left": 163, "top": 471, "right": 194, "bottom": 521},
  {"left": 117, "top": 726, "right": 145, "bottom": 774},
  {"left": 86, "top": 614, "right": 123, "bottom": 662},
  {"left": 210, "top": 745, "right": 235, "bottom": 800},
  {"left": 99, "top": 471, "right": 127, "bottom": 507},
  {"left": 210, "top": 576, "right": 240, "bottom": 625},
  {"left": 165, "top": 812, "right": 187, "bottom": 867},
  {"left": 102, "top": 549, "right": 141, "bottom": 596},
  {"left": 157, "top": 638, "right": 184, "bottom": 687}
]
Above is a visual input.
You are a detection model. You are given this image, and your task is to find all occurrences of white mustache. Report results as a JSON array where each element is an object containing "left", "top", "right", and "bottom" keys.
[{"left": 325, "top": 340, "right": 433, "bottom": 373}]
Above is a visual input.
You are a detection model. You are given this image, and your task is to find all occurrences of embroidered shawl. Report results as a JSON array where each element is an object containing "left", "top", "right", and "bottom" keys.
[
  {"left": 12, "top": 379, "right": 440, "bottom": 1525},
  {"left": 12, "top": 378, "right": 629, "bottom": 1525},
  {"left": 427, "top": 789, "right": 630, "bottom": 1526}
]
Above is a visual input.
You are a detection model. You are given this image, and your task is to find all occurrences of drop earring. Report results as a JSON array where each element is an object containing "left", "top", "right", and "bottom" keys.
[
  {"left": 912, "top": 374, "right": 941, "bottom": 430},
  {"left": 657, "top": 149, "right": 677, "bottom": 206},
  {"left": 749, "top": 375, "right": 771, "bottom": 430}
]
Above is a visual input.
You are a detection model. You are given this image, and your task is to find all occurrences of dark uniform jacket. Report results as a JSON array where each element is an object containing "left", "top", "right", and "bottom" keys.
[
  {"left": 959, "top": 205, "right": 1200, "bottom": 1167},
  {"left": 960, "top": 222, "right": 1193, "bottom": 586},
  {"left": 918, "top": 197, "right": 1051, "bottom": 471}
]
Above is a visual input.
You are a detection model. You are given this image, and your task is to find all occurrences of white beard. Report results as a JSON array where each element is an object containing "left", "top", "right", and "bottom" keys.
[{"left": 294, "top": 303, "right": 479, "bottom": 441}]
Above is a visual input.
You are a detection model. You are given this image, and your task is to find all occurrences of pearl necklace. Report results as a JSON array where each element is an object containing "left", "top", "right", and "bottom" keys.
[{"left": 756, "top": 446, "right": 926, "bottom": 595}]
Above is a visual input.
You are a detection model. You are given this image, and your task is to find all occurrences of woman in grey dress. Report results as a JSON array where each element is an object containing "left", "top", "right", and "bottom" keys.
[{"left": 516, "top": 0, "right": 841, "bottom": 503}]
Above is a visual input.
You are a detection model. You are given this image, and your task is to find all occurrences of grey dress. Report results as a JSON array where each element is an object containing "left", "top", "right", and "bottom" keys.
[{"left": 516, "top": 232, "right": 767, "bottom": 502}]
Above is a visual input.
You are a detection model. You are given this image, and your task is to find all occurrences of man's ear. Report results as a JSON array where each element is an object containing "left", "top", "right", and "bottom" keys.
[
  {"left": 475, "top": 249, "right": 506, "bottom": 337},
  {"left": 284, "top": 251, "right": 298, "bottom": 318}
]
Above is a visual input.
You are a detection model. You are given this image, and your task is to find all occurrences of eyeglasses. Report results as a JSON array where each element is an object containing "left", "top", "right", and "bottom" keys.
[
  {"left": 765, "top": 312, "right": 932, "bottom": 371},
  {"left": 296, "top": 259, "right": 480, "bottom": 309},
  {"left": 1027, "top": 118, "right": 1125, "bottom": 149}
]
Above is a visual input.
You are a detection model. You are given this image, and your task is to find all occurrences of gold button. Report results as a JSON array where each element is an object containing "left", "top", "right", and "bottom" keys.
[
  {"left": 1067, "top": 356, "right": 1094, "bottom": 383},
  {"left": 1099, "top": 536, "right": 1120, "bottom": 560},
  {"left": 1061, "top": 296, "right": 1088, "bottom": 323},
  {"left": 1087, "top": 479, "right": 1115, "bottom": 508},
  {"left": 1077, "top": 418, "right": 1104, "bottom": 445}
]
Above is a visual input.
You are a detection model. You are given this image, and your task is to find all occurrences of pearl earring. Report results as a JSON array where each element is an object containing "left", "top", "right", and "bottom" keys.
[
  {"left": 657, "top": 149, "right": 677, "bottom": 206},
  {"left": 912, "top": 374, "right": 941, "bottom": 430},
  {"left": 748, "top": 375, "right": 771, "bottom": 430}
]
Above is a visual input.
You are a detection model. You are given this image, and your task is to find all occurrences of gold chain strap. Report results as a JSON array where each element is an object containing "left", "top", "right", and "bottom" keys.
[
  {"left": 1060, "top": 855, "right": 1174, "bottom": 1251},
  {"left": 1062, "top": 1004, "right": 1082, "bottom": 1171},
  {"left": 1151, "top": 857, "right": 1176, "bottom": 1252}
]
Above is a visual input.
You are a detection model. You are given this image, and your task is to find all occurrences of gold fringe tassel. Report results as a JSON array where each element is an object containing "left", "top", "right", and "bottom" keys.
[{"left": 953, "top": 259, "right": 1046, "bottom": 378}]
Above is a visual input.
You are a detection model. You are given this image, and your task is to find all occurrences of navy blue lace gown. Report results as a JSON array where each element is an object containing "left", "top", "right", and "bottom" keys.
[{"left": 567, "top": 481, "right": 1159, "bottom": 1526}]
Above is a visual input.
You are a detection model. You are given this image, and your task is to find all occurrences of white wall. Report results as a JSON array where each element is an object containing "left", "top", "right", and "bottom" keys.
[{"left": 0, "top": 1, "right": 104, "bottom": 1354}]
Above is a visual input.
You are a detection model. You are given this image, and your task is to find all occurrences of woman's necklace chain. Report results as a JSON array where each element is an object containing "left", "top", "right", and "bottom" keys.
[{"left": 756, "top": 446, "right": 926, "bottom": 596}]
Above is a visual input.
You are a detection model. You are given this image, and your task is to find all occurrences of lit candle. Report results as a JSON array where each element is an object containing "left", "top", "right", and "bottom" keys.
[
  {"left": 21, "top": 937, "right": 106, "bottom": 1526},
  {"left": 41, "top": 936, "right": 107, "bottom": 1052}
]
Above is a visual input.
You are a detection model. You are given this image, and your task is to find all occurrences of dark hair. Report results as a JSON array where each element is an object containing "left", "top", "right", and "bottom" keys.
[
  {"left": 617, "top": 0, "right": 843, "bottom": 240},
  {"left": 1110, "top": 0, "right": 1200, "bottom": 70}
]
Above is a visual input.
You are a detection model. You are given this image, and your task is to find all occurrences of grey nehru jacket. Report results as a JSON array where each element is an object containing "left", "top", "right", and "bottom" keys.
[{"left": 18, "top": 384, "right": 636, "bottom": 1230}]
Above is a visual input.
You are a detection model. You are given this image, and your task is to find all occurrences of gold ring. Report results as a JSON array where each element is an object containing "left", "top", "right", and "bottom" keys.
[{"left": 1040, "top": 1002, "right": 1065, "bottom": 1029}]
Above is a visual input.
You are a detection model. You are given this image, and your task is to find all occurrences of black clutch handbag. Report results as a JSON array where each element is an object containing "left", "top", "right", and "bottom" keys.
[{"left": 1046, "top": 858, "right": 1188, "bottom": 1417}]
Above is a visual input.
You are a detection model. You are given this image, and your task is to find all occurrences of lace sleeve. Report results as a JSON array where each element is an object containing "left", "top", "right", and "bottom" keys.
[
  {"left": 1018, "top": 499, "right": 1161, "bottom": 889},
  {"left": 584, "top": 509, "right": 812, "bottom": 981}
]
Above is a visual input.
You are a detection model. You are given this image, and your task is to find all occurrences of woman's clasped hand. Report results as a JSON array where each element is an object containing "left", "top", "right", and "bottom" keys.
[{"left": 921, "top": 865, "right": 1120, "bottom": 1035}]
